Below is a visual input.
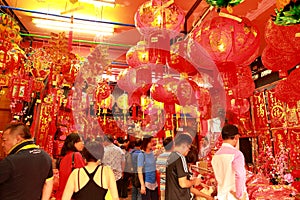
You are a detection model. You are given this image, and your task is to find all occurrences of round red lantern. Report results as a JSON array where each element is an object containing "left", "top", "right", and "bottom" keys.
[
  {"left": 126, "top": 41, "right": 149, "bottom": 68},
  {"left": 275, "top": 79, "right": 300, "bottom": 106},
  {"left": 168, "top": 40, "right": 197, "bottom": 75},
  {"left": 134, "top": 0, "right": 185, "bottom": 36},
  {"left": 95, "top": 82, "right": 111, "bottom": 102},
  {"left": 265, "top": 19, "right": 300, "bottom": 54},
  {"left": 287, "top": 68, "right": 300, "bottom": 94},
  {"left": 117, "top": 68, "right": 137, "bottom": 94},
  {"left": 176, "top": 79, "right": 198, "bottom": 106},
  {"left": 261, "top": 45, "right": 299, "bottom": 76},
  {"left": 150, "top": 77, "right": 179, "bottom": 104},
  {"left": 192, "top": 15, "right": 260, "bottom": 65}
]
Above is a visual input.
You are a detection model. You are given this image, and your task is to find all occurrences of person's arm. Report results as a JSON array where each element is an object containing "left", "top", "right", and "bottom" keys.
[
  {"left": 61, "top": 170, "right": 76, "bottom": 200},
  {"left": 137, "top": 153, "right": 146, "bottom": 194},
  {"left": 190, "top": 187, "right": 214, "bottom": 200},
  {"left": 232, "top": 152, "right": 247, "bottom": 199},
  {"left": 0, "top": 159, "right": 12, "bottom": 185},
  {"left": 106, "top": 166, "right": 119, "bottom": 200},
  {"left": 178, "top": 176, "right": 200, "bottom": 188},
  {"left": 41, "top": 178, "right": 53, "bottom": 200},
  {"left": 175, "top": 156, "right": 200, "bottom": 188}
]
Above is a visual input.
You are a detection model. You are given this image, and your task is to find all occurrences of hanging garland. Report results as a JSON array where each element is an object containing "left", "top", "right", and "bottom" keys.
[
  {"left": 274, "top": 0, "right": 300, "bottom": 25},
  {"left": 205, "top": 0, "right": 244, "bottom": 8}
]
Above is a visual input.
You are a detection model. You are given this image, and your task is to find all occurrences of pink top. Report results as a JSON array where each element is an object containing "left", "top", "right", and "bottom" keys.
[{"left": 211, "top": 143, "right": 248, "bottom": 200}]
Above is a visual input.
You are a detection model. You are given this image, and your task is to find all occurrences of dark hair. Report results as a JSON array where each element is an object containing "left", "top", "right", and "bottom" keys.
[
  {"left": 83, "top": 141, "right": 104, "bottom": 162},
  {"left": 103, "top": 134, "right": 114, "bottom": 143},
  {"left": 163, "top": 137, "right": 173, "bottom": 151},
  {"left": 4, "top": 122, "right": 31, "bottom": 139},
  {"left": 60, "top": 133, "right": 82, "bottom": 156},
  {"left": 141, "top": 137, "right": 152, "bottom": 151},
  {"left": 221, "top": 124, "right": 239, "bottom": 140},
  {"left": 174, "top": 133, "right": 192, "bottom": 147},
  {"left": 185, "top": 144, "right": 198, "bottom": 164},
  {"left": 135, "top": 138, "right": 142, "bottom": 147}
]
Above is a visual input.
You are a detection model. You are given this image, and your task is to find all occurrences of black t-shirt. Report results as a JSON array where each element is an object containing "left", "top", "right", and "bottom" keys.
[
  {"left": 165, "top": 151, "right": 190, "bottom": 200},
  {"left": 0, "top": 142, "right": 53, "bottom": 200}
]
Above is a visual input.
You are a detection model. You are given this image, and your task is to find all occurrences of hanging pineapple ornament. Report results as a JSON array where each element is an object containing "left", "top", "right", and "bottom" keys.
[
  {"left": 98, "top": 95, "right": 114, "bottom": 125},
  {"left": 117, "top": 94, "right": 130, "bottom": 124},
  {"left": 175, "top": 104, "right": 181, "bottom": 130}
]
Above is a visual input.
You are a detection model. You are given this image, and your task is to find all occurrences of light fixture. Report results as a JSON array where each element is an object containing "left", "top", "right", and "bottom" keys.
[
  {"left": 78, "top": 0, "right": 116, "bottom": 7},
  {"left": 32, "top": 18, "right": 114, "bottom": 36}
]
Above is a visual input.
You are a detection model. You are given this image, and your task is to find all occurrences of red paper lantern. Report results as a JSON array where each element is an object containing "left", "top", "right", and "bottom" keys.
[
  {"left": 168, "top": 40, "right": 197, "bottom": 75},
  {"left": 117, "top": 68, "right": 136, "bottom": 93},
  {"left": 134, "top": 0, "right": 185, "bottom": 36},
  {"left": 126, "top": 41, "right": 149, "bottom": 68},
  {"left": 176, "top": 79, "right": 198, "bottom": 106},
  {"left": 287, "top": 68, "right": 300, "bottom": 94},
  {"left": 95, "top": 82, "right": 111, "bottom": 102},
  {"left": 151, "top": 77, "right": 179, "bottom": 104},
  {"left": 261, "top": 45, "right": 299, "bottom": 76},
  {"left": 192, "top": 16, "right": 260, "bottom": 65},
  {"left": 274, "top": 79, "right": 300, "bottom": 105},
  {"left": 265, "top": 19, "right": 300, "bottom": 54}
]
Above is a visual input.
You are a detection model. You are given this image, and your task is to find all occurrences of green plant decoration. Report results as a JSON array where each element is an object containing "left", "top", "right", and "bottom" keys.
[
  {"left": 274, "top": 0, "right": 300, "bottom": 25},
  {"left": 205, "top": 0, "right": 244, "bottom": 8}
]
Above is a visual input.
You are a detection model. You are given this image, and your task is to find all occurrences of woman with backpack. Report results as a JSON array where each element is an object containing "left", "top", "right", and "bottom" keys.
[{"left": 56, "top": 133, "right": 86, "bottom": 200}]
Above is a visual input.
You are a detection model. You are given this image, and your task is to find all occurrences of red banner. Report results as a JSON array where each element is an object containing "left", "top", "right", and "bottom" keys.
[
  {"left": 266, "top": 89, "right": 285, "bottom": 128},
  {"left": 288, "top": 129, "right": 300, "bottom": 169},
  {"left": 252, "top": 92, "right": 268, "bottom": 130},
  {"left": 271, "top": 129, "right": 287, "bottom": 155}
]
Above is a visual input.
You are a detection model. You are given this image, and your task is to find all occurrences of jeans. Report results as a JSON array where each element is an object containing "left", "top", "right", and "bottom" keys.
[{"left": 132, "top": 186, "right": 142, "bottom": 200}]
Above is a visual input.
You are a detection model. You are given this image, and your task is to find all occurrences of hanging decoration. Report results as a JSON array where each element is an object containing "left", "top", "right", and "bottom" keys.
[
  {"left": 168, "top": 40, "right": 197, "bottom": 76},
  {"left": 274, "top": 0, "right": 300, "bottom": 25},
  {"left": 192, "top": 15, "right": 260, "bottom": 66},
  {"left": 126, "top": 41, "right": 148, "bottom": 68},
  {"left": 205, "top": 0, "right": 244, "bottom": 8},
  {"left": 264, "top": 19, "right": 300, "bottom": 54},
  {"left": 134, "top": 0, "right": 185, "bottom": 36},
  {"left": 261, "top": 45, "right": 299, "bottom": 77}
]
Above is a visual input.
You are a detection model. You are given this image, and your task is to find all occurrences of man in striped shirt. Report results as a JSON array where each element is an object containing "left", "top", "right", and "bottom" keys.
[
  {"left": 211, "top": 124, "right": 248, "bottom": 200},
  {"left": 165, "top": 133, "right": 201, "bottom": 200}
]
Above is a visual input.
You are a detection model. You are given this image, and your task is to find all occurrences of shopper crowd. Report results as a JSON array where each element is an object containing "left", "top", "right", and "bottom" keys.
[{"left": 0, "top": 122, "right": 247, "bottom": 200}]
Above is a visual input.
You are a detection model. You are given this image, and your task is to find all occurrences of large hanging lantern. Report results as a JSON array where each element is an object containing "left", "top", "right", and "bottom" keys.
[
  {"left": 117, "top": 68, "right": 137, "bottom": 94},
  {"left": 95, "top": 81, "right": 111, "bottom": 102},
  {"left": 287, "top": 67, "right": 300, "bottom": 94},
  {"left": 126, "top": 41, "right": 149, "bottom": 68},
  {"left": 274, "top": 79, "right": 300, "bottom": 106},
  {"left": 176, "top": 79, "right": 198, "bottom": 106},
  {"left": 134, "top": 0, "right": 185, "bottom": 36},
  {"left": 265, "top": 19, "right": 300, "bottom": 54},
  {"left": 261, "top": 45, "right": 299, "bottom": 77},
  {"left": 168, "top": 40, "right": 197, "bottom": 75},
  {"left": 192, "top": 15, "right": 260, "bottom": 65},
  {"left": 150, "top": 77, "right": 179, "bottom": 104}
]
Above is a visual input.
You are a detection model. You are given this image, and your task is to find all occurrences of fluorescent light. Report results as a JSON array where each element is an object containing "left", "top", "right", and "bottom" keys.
[
  {"left": 78, "top": 0, "right": 115, "bottom": 7},
  {"left": 32, "top": 18, "right": 114, "bottom": 36}
]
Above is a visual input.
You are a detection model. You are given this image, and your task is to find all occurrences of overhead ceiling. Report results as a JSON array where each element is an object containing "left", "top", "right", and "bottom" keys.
[{"left": 1, "top": 0, "right": 277, "bottom": 74}]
